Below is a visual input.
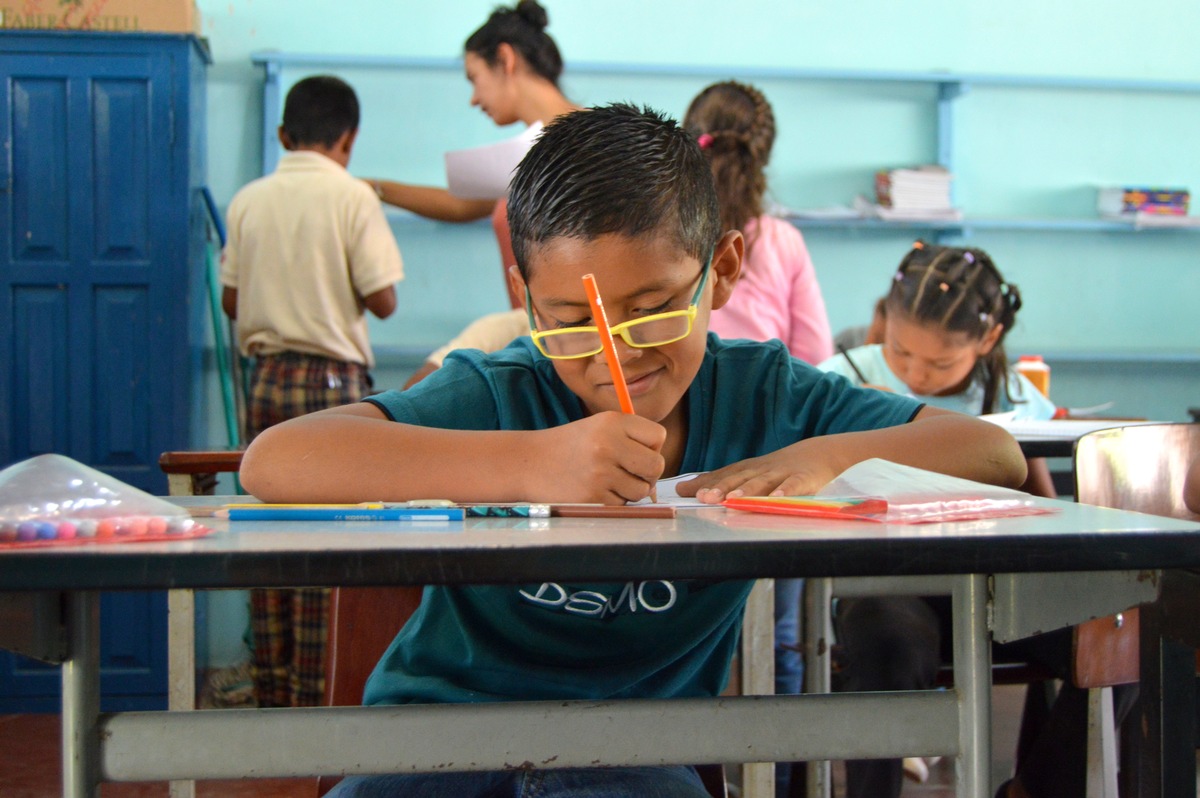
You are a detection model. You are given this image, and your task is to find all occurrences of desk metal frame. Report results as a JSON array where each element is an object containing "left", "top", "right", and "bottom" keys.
[{"left": 3, "top": 500, "right": 1198, "bottom": 798}]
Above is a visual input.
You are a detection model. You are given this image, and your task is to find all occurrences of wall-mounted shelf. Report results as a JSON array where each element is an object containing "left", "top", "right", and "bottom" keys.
[
  {"left": 252, "top": 51, "right": 1200, "bottom": 231},
  {"left": 787, "top": 215, "right": 1200, "bottom": 235},
  {"left": 250, "top": 51, "right": 1200, "bottom": 397}
]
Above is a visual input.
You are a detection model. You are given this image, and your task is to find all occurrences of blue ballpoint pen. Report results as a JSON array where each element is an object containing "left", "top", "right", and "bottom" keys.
[{"left": 221, "top": 507, "right": 464, "bottom": 521}]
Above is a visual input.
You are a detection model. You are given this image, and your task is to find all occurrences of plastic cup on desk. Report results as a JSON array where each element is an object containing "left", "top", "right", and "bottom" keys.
[{"left": 1016, "top": 355, "right": 1051, "bottom": 398}]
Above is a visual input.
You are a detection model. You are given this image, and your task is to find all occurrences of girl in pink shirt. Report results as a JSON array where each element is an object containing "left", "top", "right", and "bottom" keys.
[
  {"left": 685, "top": 81, "right": 834, "bottom": 366},
  {"left": 684, "top": 81, "right": 834, "bottom": 798}
]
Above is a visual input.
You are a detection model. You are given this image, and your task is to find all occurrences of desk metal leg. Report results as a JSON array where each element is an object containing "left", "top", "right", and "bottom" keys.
[
  {"left": 803, "top": 577, "right": 833, "bottom": 798},
  {"left": 168, "top": 589, "right": 197, "bottom": 798},
  {"left": 740, "top": 579, "right": 775, "bottom": 798},
  {"left": 1136, "top": 585, "right": 1199, "bottom": 798},
  {"left": 953, "top": 574, "right": 991, "bottom": 798},
  {"left": 62, "top": 591, "right": 100, "bottom": 798}
]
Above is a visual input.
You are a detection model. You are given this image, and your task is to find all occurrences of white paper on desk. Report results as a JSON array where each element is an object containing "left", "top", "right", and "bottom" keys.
[
  {"left": 631, "top": 473, "right": 711, "bottom": 508},
  {"left": 815, "top": 459, "right": 1056, "bottom": 523},
  {"left": 444, "top": 123, "right": 543, "bottom": 200}
]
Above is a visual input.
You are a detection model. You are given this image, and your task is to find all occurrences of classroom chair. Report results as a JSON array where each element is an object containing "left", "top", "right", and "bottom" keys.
[
  {"left": 314, "top": 585, "right": 425, "bottom": 797},
  {"left": 1072, "top": 422, "right": 1200, "bottom": 798}
]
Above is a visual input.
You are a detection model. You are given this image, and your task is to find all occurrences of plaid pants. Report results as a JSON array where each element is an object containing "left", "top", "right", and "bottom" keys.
[{"left": 245, "top": 351, "right": 372, "bottom": 707}]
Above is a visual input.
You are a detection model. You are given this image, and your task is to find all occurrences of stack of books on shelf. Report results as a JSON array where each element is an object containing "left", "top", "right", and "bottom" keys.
[
  {"left": 1097, "top": 186, "right": 1200, "bottom": 228},
  {"left": 873, "top": 165, "right": 962, "bottom": 221}
]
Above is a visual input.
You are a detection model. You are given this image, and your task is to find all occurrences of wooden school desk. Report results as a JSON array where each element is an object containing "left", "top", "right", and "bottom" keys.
[{"left": 2, "top": 499, "right": 1199, "bottom": 798}]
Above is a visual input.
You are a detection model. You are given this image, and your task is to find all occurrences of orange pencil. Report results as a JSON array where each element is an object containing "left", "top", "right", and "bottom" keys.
[
  {"left": 582, "top": 274, "right": 635, "bottom": 414},
  {"left": 582, "top": 273, "right": 657, "bottom": 502}
]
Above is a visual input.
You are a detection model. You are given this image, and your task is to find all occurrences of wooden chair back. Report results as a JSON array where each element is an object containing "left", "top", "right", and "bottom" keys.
[
  {"left": 315, "top": 585, "right": 425, "bottom": 796},
  {"left": 1072, "top": 423, "right": 1200, "bottom": 688},
  {"left": 1074, "top": 422, "right": 1200, "bottom": 522}
]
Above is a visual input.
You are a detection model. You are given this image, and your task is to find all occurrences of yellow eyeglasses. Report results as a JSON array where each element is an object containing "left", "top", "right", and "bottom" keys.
[{"left": 525, "top": 257, "right": 712, "bottom": 360}]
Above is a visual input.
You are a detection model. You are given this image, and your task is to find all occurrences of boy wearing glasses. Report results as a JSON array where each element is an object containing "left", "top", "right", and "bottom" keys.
[{"left": 241, "top": 103, "right": 1025, "bottom": 797}]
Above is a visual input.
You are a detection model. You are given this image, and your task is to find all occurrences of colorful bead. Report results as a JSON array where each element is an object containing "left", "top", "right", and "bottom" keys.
[{"left": 166, "top": 517, "right": 194, "bottom": 534}]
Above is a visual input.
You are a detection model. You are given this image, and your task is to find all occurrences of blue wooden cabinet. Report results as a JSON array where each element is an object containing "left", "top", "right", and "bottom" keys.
[{"left": 0, "top": 31, "right": 209, "bottom": 711}]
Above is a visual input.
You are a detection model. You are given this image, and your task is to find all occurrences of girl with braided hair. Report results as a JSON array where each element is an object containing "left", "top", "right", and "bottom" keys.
[
  {"left": 821, "top": 240, "right": 1053, "bottom": 421},
  {"left": 820, "top": 243, "right": 1084, "bottom": 798},
  {"left": 684, "top": 81, "right": 834, "bottom": 367},
  {"left": 822, "top": 241, "right": 1056, "bottom": 495}
]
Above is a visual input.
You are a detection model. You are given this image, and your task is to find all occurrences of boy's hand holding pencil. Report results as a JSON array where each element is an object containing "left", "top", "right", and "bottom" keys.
[{"left": 537, "top": 412, "right": 665, "bottom": 505}]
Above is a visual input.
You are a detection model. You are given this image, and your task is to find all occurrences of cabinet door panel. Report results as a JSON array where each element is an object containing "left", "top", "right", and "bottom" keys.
[
  {"left": 11, "top": 76, "right": 70, "bottom": 262},
  {"left": 92, "top": 286, "right": 151, "bottom": 469},
  {"left": 12, "top": 286, "right": 71, "bottom": 456},
  {"left": 91, "top": 78, "right": 151, "bottom": 263}
]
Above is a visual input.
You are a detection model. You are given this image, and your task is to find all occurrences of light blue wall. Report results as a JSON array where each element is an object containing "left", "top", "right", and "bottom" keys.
[{"left": 192, "top": 0, "right": 1200, "bottom": 666}]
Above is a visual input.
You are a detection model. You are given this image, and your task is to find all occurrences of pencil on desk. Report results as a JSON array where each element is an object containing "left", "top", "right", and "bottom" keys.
[
  {"left": 837, "top": 343, "right": 870, "bottom": 385},
  {"left": 582, "top": 272, "right": 658, "bottom": 503},
  {"left": 551, "top": 504, "right": 676, "bottom": 519}
]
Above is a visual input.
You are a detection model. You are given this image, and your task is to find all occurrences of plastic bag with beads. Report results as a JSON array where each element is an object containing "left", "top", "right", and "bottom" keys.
[{"left": 0, "top": 453, "right": 212, "bottom": 547}]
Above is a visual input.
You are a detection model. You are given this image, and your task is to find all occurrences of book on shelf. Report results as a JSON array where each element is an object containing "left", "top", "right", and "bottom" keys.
[
  {"left": 870, "top": 165, "right": 960, "bottom": 221},
  {"left": 1096, "top": 186, "right": 1189, "bottom": 217},
  {"left": 875, "top": 165, "right": 954, "bottom": 211}
]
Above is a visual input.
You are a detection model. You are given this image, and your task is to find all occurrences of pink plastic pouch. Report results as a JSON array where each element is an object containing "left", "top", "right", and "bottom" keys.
[
  {"left": 0, "top": 454, "right": 213, "bottom": 547},
  {"left": 725, "top": 459, "right": 1058, "bottom": 524}
]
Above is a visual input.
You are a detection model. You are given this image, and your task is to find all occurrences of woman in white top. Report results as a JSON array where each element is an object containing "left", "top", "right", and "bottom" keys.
[{"left": 367, "top": 1, "right": 580, "bottom": 307}]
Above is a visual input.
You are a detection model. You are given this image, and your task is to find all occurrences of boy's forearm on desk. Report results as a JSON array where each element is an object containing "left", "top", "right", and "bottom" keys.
[
  {"left": 240, "top": 412, "right": 536, "bottom": 504},
  {"left": 802, "top": 409, "right": 1027, "bottom": 489}
]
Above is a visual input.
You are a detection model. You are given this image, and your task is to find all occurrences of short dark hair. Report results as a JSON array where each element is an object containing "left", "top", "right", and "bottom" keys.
[
  {"left": 465, "top": 0, "right": 563, "bottom": 88},
  {"left": 507, "top": 103, "right": 721, "bottom": 280},
  {"left": 281, "top": 75, "right": 360, "bottom": 148}
]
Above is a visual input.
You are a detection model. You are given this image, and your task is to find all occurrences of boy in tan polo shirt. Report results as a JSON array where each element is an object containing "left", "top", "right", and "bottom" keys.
[{"left": 220, "top": 74, "right": 403, "bottom": 707}]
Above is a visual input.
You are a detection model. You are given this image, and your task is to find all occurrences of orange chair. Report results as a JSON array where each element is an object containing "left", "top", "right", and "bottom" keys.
[{"left": 315, "top": 586, "right": 425, "bottom": 796}]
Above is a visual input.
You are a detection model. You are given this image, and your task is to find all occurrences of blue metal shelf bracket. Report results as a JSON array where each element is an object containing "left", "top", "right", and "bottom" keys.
[
  {"left": 260, "top": 58, "right": 283, "bottom": 176},
  {"left": 936, "top": 81, "right": 967, "bottom": 206}
]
